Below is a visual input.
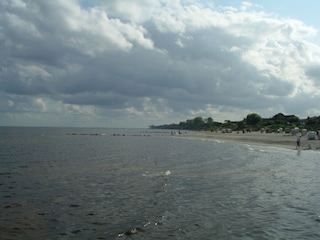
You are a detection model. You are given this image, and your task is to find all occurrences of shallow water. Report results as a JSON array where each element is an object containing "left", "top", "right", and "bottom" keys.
[{"left": 1, "top": 127, "right": 320, "bottom": 239}]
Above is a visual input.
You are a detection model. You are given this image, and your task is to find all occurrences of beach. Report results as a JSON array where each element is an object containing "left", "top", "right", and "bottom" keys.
[{"left": 178, "top": 131, "right": 320, "bottom": 151}]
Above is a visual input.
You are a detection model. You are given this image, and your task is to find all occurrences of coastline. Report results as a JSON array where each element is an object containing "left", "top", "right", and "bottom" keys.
[{"left": 177, "top": 131, "right": 320, "bottom": 151}]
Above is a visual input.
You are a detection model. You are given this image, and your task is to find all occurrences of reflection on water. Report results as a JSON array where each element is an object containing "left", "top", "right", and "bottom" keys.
[{"left": 1, "top": 127, "right": 320, "bottom": 239}]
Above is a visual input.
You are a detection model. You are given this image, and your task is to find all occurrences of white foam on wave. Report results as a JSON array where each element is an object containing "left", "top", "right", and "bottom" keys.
[
  {"left": 213, "top": 139, "right": 225, "bottom": 144},
  {"left": 142, "top": 170, "right": 171, "bottom": 177},
  {"left": 247, "top": 146, "right": 254, "bottom": 151}
]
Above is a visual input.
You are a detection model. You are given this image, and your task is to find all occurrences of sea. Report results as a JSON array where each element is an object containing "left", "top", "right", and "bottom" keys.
[{"left": 1, "top": 127, "right": 320, "bottom": 240}]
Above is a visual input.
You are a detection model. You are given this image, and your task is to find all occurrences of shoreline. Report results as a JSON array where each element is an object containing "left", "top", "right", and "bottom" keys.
[{"left": 177, "top": 131, "right": 320, "bottom": 151}]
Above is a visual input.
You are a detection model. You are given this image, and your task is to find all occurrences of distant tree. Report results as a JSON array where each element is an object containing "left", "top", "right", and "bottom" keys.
[
  {"left": 246, "top": 113, "right": 262, "bottom": 125},
  {"left": 179, "top": 121, "right": 186, "bottom": 128},
  {"left": 287, "top": 115, "right": 300, "bottom": 124},
  {"left": 193, "top": 117, "right": 204, "bottom": 129},
  {"left": 306, "top": 117, "right": 317, "bottom": 125},
  {"left": 207, "top": 117, "right": 214, "bottom": 126},
  {"left": 186, "top": 119, "right": 193, "bottom": 129}
]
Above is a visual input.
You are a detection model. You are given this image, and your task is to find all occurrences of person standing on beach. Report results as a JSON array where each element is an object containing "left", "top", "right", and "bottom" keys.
[{"left": 296, "top": 136, "right": 301, "bottom": 149}]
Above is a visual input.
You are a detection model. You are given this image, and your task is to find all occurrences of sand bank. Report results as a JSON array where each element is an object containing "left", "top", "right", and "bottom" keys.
[{"left": 178, "top": 131, "right": 320, "bottom": 151}]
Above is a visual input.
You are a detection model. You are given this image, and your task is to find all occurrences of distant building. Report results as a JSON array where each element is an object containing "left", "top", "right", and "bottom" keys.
[{"left": 271, "top": 113, "right": 298, "bottom": 121}]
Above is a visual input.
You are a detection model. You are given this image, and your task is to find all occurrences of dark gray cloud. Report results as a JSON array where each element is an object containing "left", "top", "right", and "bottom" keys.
[{"left": 1, "top": 0, "right": 320, "bottom": 127}]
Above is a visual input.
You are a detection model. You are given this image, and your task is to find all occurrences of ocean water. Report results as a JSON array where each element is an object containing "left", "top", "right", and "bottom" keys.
[{"left": 1, "top": 127, "right": 320, "bottom": 240}]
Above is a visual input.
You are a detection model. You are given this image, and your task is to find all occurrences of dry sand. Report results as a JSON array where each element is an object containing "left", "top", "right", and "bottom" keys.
[{"left": 178, "top": 131, "right": 320, "bottom": 151}]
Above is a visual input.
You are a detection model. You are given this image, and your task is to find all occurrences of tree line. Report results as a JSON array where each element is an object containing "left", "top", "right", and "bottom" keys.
[{"left": 150, "top": 113, "right": 320, "bottom": 132}]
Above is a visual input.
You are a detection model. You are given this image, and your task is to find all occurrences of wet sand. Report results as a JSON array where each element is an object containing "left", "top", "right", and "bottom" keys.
[{"left": 178, "top": 131, "right": 320, "bottom": 151}]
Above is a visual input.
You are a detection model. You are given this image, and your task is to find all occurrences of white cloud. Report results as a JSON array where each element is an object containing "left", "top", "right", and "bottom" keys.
[
  {"left": 64, "top": 104, "right": 95, "bottom": 115},
  {"left": 34, "top": 98, "right": 47, "bottom": 112}
]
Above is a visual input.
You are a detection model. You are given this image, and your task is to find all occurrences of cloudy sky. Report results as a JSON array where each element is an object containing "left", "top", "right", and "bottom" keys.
[{"left": 1, "top": 0, "right": 320, "bottom": 128}]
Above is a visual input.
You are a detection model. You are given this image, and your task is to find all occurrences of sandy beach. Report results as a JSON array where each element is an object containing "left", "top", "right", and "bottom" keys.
[{"left": 178, "top": 131, "right": 320, "bottom": 151}]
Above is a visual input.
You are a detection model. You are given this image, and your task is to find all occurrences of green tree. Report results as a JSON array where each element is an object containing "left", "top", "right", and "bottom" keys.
[
  {"left": 193, "top": 117, "right": 204, "bottom": 129},
  {"left": 246, "top": 113, "right": 262, "bottom": 125},
  {"left": 287, "top": 116, "right": 300, "bottom": 125},
  {"left": 207, "top": 117, "right": 214, "bottom": 125}
]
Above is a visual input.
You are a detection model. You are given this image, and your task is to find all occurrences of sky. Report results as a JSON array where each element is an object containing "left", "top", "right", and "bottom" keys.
[{"left": 1, "top": 0, "right": 320, "bottom": 128}]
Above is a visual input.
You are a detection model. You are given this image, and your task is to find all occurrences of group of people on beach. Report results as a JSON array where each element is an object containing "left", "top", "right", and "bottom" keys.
[{"left": 296, "top": 131, "right": 320, "bottom": 150}]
